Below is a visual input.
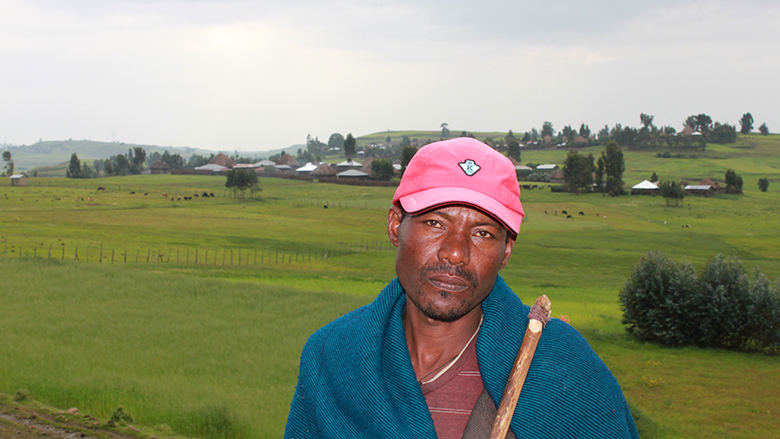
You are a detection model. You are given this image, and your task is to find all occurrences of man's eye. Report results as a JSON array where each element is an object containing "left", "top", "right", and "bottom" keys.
[
  {"left": 425, "top": 220, "right": 442, "bottom": 228},
  {"left": 476, "top": 230, "right": 493, "bottom": 239}
]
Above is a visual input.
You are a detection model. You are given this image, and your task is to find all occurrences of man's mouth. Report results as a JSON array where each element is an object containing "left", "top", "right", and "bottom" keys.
[{"left": 428, "top": 275, "right": 469, "bottom": 293}]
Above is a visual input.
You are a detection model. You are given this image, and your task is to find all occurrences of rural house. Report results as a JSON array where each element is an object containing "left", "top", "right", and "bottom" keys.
[
  {"left": 150, "top": 160, "right": 172, "bottom": 174},
  {"left": 10, "top": 174, "right": 28, "bottom": 186},
  {"left": 208, "top": 153, "right": 237, "bottom": 168},
  {"left": 632, "top": 180, "right": 660, "bottom": 195}
]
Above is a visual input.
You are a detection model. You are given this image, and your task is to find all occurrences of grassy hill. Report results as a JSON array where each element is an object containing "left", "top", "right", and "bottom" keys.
[
  {"left": 4, "top": 140, "right": 306, "bottom": 174},
  {"left": 1, "top": 133, "right": 779, "bottom": 439}
]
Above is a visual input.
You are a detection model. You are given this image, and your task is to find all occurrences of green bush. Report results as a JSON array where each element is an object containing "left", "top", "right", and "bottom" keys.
[
  {"left": 620, "top": 251, "right": 780, "bottom": 354},
  {"left": 619, "top": 251, "right": 702, "bottom": 346}
]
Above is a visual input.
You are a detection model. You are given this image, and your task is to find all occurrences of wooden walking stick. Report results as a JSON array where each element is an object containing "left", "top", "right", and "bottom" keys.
[{"left": 488, "top": 295, "right": 552, "bottom": 439}]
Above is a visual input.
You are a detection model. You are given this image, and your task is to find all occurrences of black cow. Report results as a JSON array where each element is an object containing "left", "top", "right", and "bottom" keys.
[
  {"left": 578, "top": 211, "right": 584, "bottom": 216},
  {"left": 562, "top": 210, "right": 568, "bottom": 215}
]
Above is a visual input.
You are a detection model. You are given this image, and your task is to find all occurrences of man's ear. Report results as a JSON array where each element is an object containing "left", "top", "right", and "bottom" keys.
[
  {"left": 499, "top": 233, "right": 516, "bottom": 269},
  {"left": 387, "top": 205, "right": 403, "bottom": 248}
]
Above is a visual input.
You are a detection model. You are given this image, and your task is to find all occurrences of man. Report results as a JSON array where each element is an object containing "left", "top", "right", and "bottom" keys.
[{"left": 285, "top": 138, "right": 639, "bottom": 438}]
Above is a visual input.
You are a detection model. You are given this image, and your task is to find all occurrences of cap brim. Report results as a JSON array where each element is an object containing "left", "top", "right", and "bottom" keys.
[{"left": 398, "top": 186, "right": 523, "bottom": 234}]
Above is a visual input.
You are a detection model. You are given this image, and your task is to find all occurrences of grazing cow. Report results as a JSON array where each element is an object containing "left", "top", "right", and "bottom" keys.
[
  {"left": 210, "top": 193, "right": 215, "bottom": 197},
  {"left": 203, "top": 192, "right": 209, "bottom": 197},
  {"left": 194, "top": 193, "right": 199, "bottom": 197},
  {"left": 324, "top": 205, "right": 328, "bottom": 209},
  {"left": 97, "top": 187, "right": 106, "bottom": 191},
  {"left": 562, "top": 210, "right": 568, "bottom": 215},
  {"left": 170, "top": 197, "right": 174, "bottom": 201},
  {"left": 566, "top": 215, "right": 573, "bottom": 219},
  {"left": 129, "top": 191, "right": 135, "bottom": 194},
  {"left": 177, "top": 196, "right": 182, "bottom": 201},
  {"left": 578, "top": 211, "right": 584, "bottom": 216},
  {"left": 144, "top": 193, "right": 148, "bottom": 196},
  {"left": 162, "top": 192, "right": 168, "bottom": 197},
  {"left": 544, "top": 211, "right": 547, "bottom": 214}
]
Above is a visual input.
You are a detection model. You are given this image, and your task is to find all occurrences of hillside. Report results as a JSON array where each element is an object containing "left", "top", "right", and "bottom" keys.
[{"left": 3, "top": 140, "right": 306, "bottom": 173}]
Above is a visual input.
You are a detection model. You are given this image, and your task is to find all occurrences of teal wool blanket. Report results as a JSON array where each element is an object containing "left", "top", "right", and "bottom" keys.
[{"left": 285, "top": 276, "right": 639, "bottom": 438}]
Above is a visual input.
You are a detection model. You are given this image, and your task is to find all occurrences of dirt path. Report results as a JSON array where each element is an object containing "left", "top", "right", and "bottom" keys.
[{"left": 0, "top": 401, "right": 143, "bottom": 439}]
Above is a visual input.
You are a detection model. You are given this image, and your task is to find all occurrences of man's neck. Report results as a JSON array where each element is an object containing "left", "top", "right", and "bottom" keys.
[{"left": 403, "top": 299, "right": 483, "bottom": 383}]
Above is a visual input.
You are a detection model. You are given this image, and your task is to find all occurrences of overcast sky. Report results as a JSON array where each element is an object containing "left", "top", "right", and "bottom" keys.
[{"left": 1, "top": 0, "right": 777, "bottom": 152}]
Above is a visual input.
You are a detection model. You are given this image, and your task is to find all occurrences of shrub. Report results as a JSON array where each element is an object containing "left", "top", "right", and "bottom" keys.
[
  {"left": 620, "top": 251, "right": 701, "bottom": 345},
  {"left": 758, "top": 178, "right": 769, "bottom": 192},
  {"left": 698, "top": 254, "right": 752, "bottom": 348},
  {"left": 620, "top": 251, "right": 780, "bottom": 354}
]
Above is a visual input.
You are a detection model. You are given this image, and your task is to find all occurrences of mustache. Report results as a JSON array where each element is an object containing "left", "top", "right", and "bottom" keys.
[{"left": 419, "top": 263, "right": 477, "bottom": 286}]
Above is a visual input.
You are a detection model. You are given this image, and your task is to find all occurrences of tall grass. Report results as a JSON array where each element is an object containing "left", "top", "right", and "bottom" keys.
[{"left": 0, "top": 257, "right": 371, "bottom": 438}]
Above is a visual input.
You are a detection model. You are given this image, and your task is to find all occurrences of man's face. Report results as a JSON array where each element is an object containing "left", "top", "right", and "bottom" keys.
[{"left": 387, "top": 204, "right": 515, "bottom": 322}]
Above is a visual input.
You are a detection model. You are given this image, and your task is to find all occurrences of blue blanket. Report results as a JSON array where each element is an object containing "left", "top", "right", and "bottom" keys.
[{"left": 285, "top": 276, "right": 639, "bottom": 438}]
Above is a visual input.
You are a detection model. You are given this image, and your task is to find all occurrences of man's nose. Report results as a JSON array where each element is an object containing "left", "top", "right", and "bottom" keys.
[{"left": 437, "top": 231, "right": 469, "bottom": 266}]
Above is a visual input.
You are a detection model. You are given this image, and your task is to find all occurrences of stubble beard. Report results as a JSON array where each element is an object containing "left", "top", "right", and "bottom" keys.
[{"left": 409, "top": 263, "right": 480, "bottom": 323}]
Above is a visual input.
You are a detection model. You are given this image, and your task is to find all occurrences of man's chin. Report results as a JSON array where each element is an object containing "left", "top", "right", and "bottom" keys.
[{"left": 419, "top": 303, "right": 469, "bottom": 323}]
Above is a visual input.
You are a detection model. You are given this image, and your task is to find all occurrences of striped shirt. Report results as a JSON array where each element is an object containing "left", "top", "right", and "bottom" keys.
[{"left": 421, "top": 338, "right": 483, "bottom": 439}]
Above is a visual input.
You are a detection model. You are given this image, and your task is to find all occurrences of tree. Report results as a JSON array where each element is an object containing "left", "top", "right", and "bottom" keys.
[
  {"left": 579, "top": 124, "right": 591, "bottom": 139},
  {"left": 709, "top": 122, "right": 737, "bottom": 144},
  {"left": 659, "top": 181, "right": 685, "bottom": 206},
  {"left": 650, "top": 172, "right": 658, "bottom": 182},
  {"left": 370, "top": 158, "right": 394, "bottom": 181},
  {"left": 328, "top": 133, "right": 345, "bottom": 151},
  {"left": 225, "top": 168, "right": 259, "bottom": 197},
  {"left": 563, "top": 150, "right": 594, "bottom": 193},
  {"left": 440, "top": 123, "right": 450, "bottom": 138},
  {"left": 161, "top": 151, "right": 184, "bottom": 170},
  {"left": 541, "top": 121, "right": 554, "bottom": 138},
  {"left": 344, "top": 133, "right": 356, "bottom": 162},
  {"left": 692, "top": 113, "right": 713, "bottom": 135},
  {"left": 594, "top": 155, "right": 605, "bottom": 192},
  {"left": 640, "top": 113, "right": 654, "bottom": 129},
  {"left": 104, "top": 160, "right": 114, "bottom": 176},
  {"left": 597, "top": 125, "right": 610, "bottom": 143},
  {"left": 127, "top": 147, "right": 146, "bottom": 174},
  {"left": 725, "top": 169, "right": 743, "bottom": 194},
  {"left": 739, "top": 113, "right": 754, "bottom": 135},
  {"left": 2, "top": 150, "right": 13, "bottom": 176},
  {"left": 66, "top": 153, "right": 82, "bottom": 178},
  {"left": 759, "top": 123, "right": 769, "bottom": 135},
  {"left": 506, "top": 139, "right": 521, "bottom": 162},
  {"left": 603, "top": 140, "right": 626, "bottom": 196},
  {"left": 757, "top": 178, "right": 769, "bottom": 192},
  {"left": 401, "top": 145, "right": 418, "bottom": 173}
]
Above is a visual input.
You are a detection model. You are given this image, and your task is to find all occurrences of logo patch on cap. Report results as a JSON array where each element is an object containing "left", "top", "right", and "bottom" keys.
[{"left": 459, "top": 159, "right": 481, "bottom": 176}]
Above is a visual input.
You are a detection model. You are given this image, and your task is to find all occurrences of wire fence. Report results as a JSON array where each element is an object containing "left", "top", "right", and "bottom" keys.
[{"left": 2, "top": 239, "right": 396, "bottom": 266}]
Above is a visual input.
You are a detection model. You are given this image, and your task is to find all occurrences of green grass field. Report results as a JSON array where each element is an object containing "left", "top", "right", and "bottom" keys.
[{"left": 2, "top": 135, "right": 779, "bottom": 438}]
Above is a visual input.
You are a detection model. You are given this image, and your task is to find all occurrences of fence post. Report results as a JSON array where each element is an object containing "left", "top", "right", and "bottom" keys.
[
  {"left": 195, "top": 248, "right": 198, "bottom": 265},
  {"left": 48, "top": 244, "right": 52, "bottom": 259},
  {"left": 205, "top": 249, "right": 209, "bottom": 265},
  {"left": 100, "top": 244, "right": 103, "bottom": 264},
  {"left": 86, "top": 246, "right": 89, "bottom": 263},
  {"left": 62, "top": 246, "right": 65, "bottom": 261},
  {"left": 112, "top": 248, "right": 115, "bottom": 264},
  {"left": 238, "top": 249, "right": 241, "bottom": 265},
  {"left": 73, "top": 246, "right": 79, "bottom": 261},
  {"left": 147, "top": 248, "right": 151, "bottom": 263}
]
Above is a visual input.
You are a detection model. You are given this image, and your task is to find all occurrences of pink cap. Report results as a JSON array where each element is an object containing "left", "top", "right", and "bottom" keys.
[{"left": 393, "top": 138, "right": 524, "bottom": 234}]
